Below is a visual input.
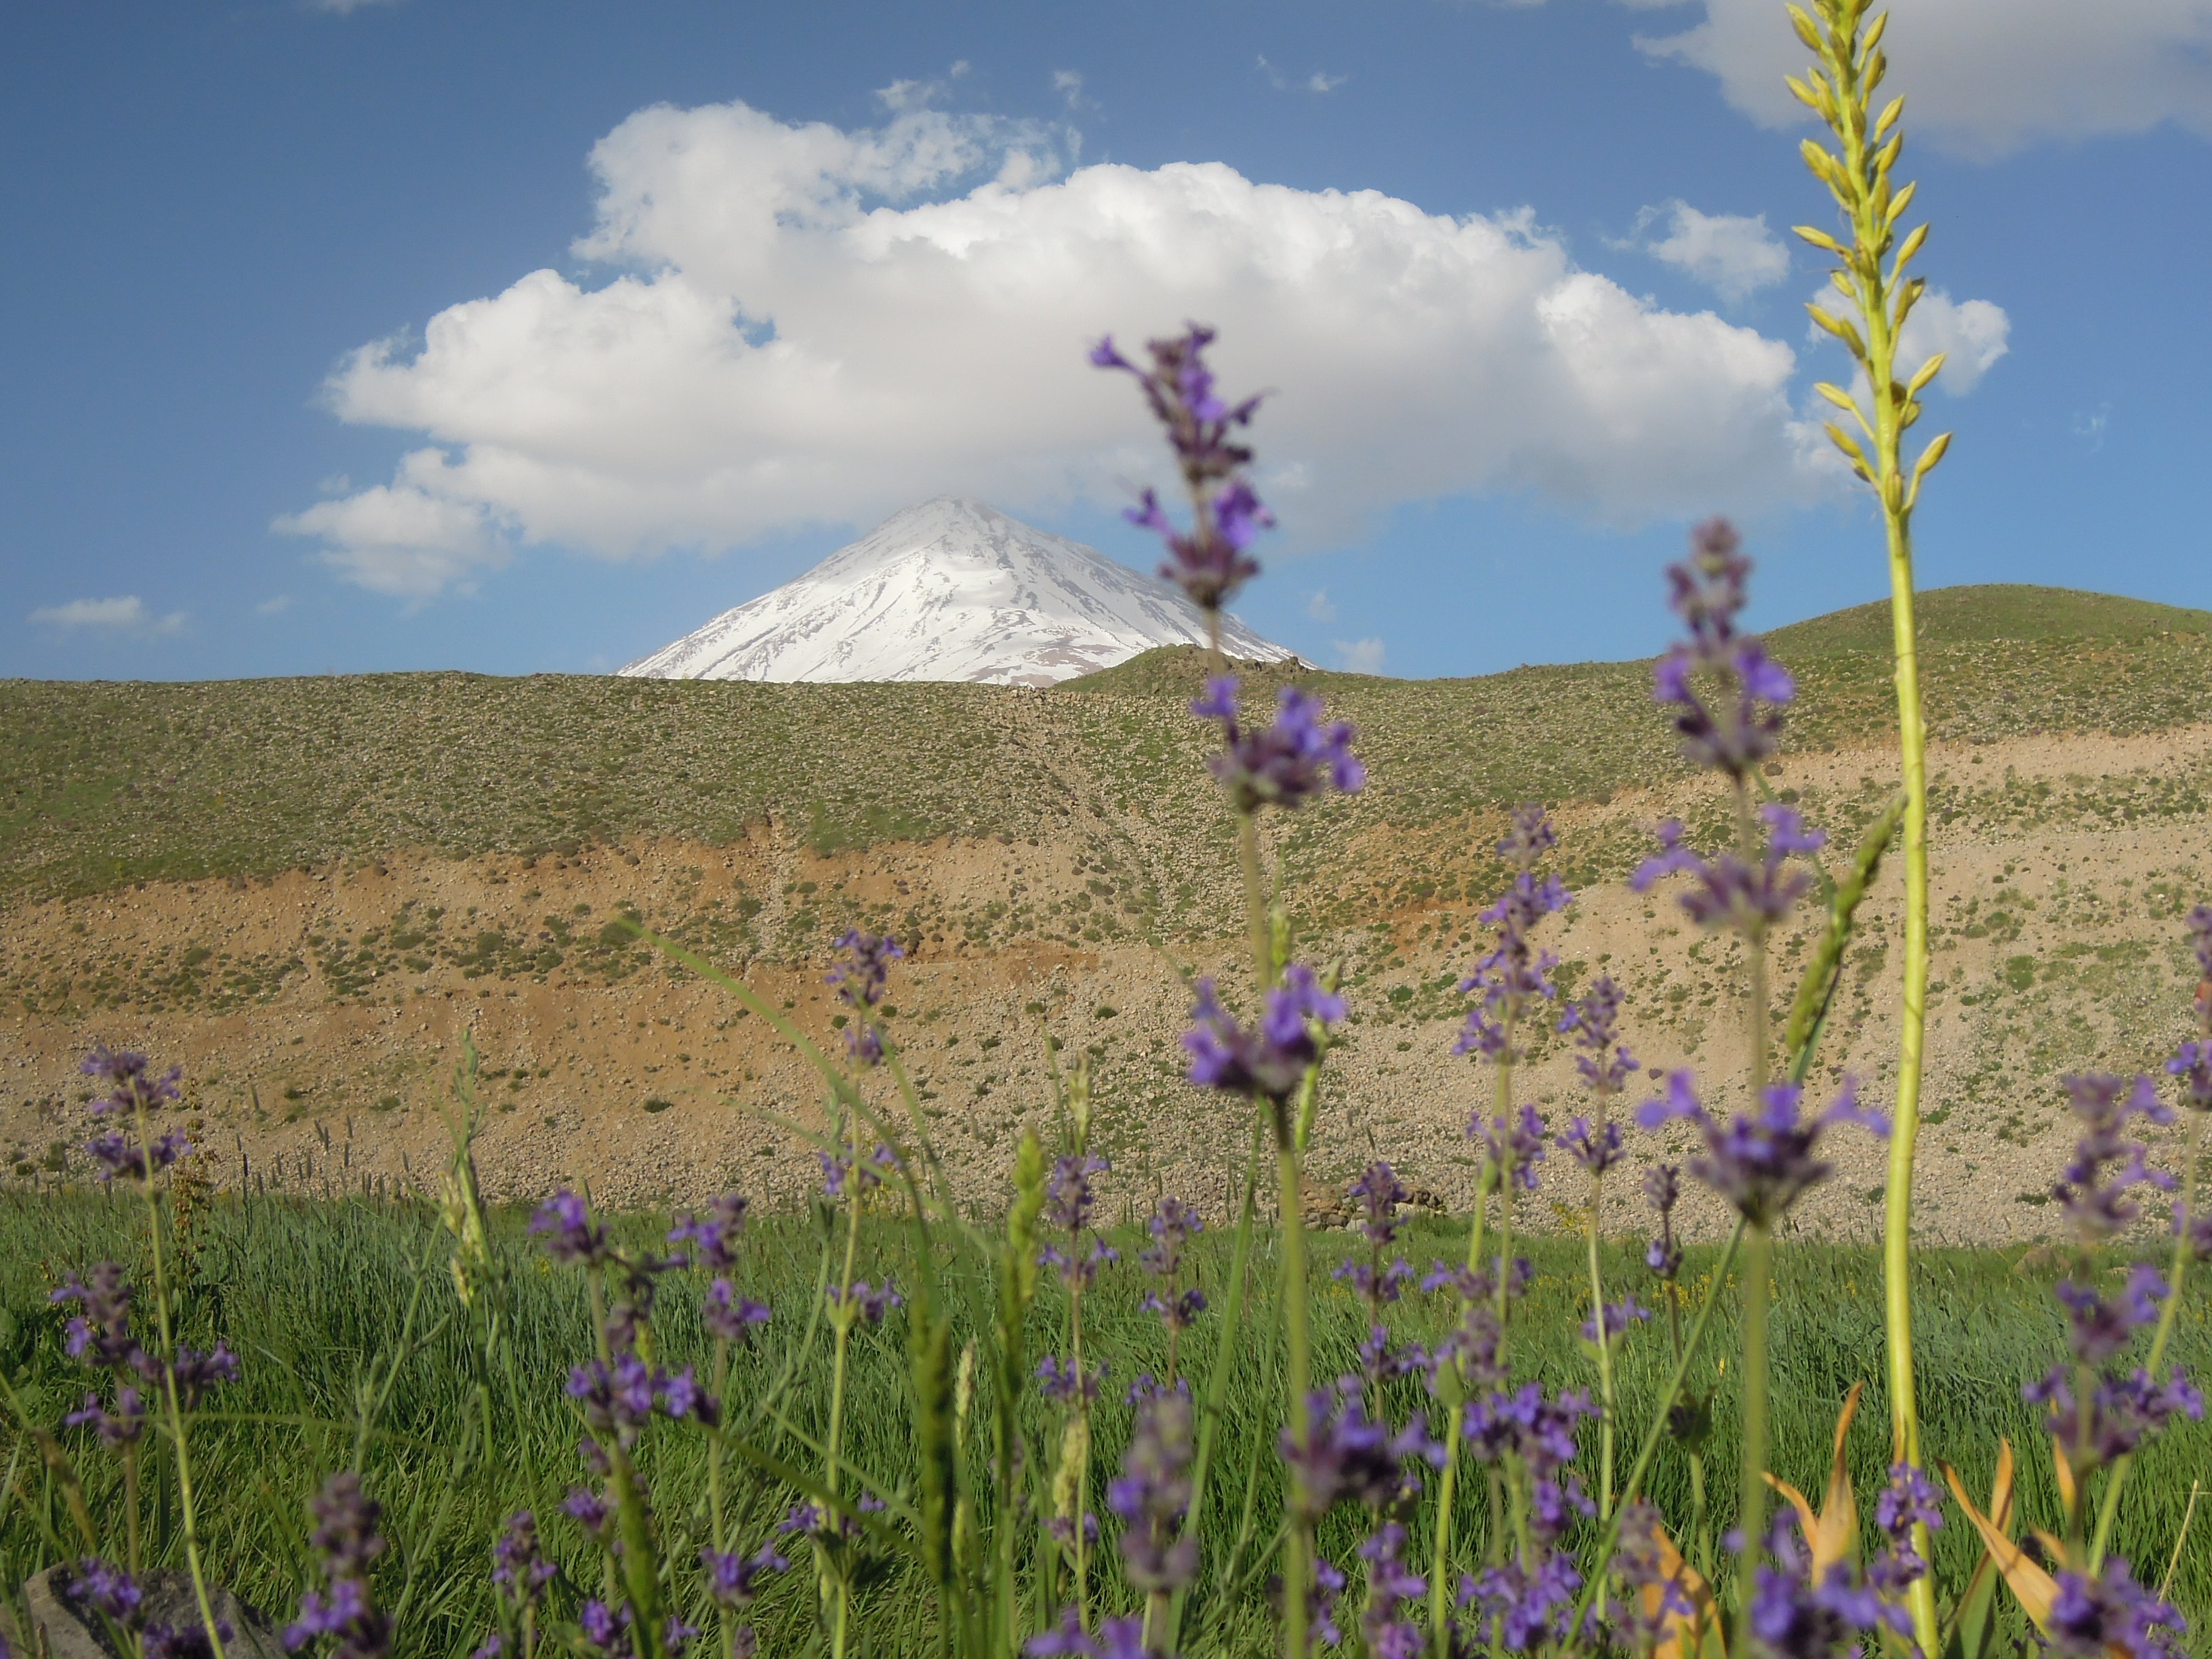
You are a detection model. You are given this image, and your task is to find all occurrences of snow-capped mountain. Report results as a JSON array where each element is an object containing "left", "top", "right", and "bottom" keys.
[{"left": 617, "top": 497, "right": 1295, "bottom": 687}]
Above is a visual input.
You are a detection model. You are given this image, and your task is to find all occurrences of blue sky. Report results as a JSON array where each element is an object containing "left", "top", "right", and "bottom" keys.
[{"left": 5, "top": 0, "right": 2209, "bottom": 683}]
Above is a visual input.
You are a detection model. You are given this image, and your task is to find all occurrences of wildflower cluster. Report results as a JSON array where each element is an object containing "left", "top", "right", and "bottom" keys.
[
  {"left": 827, "top": 928, "right": 903, "bottom": 1064},
  {"left": 1183, "top": 963, "right": 1345, "bottom": 1103}
]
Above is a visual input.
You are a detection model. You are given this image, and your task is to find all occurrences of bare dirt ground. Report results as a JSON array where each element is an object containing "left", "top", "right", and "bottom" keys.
[{"left": 4, "top": 722, "right": 2208, "bottom": 1246}]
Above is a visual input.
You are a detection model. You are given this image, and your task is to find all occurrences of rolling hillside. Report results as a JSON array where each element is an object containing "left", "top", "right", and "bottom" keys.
[{"left": 3, "top": 583, "right": 2210, "bottom": 1241}]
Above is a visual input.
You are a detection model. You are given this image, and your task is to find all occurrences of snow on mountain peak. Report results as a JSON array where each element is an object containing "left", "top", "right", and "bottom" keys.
[{"left": 617, "top": 497, "right": 1296, "bottom": 687}]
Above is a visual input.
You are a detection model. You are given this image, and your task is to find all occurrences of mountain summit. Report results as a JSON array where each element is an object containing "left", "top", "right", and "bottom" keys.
[{"left": 617, "top": 497, "right": 1294, "bottom": 687}]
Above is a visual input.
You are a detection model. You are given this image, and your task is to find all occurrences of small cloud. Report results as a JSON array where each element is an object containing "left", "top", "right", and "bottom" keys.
[
  {"left": 274, "top": 464, "right": 512, "bottom": 598},
  {"left": 316, "top": 473, "right": 353, "bottom": 495},
  {"left": 2072, "top": 403, "right": 2112, "bottom": 451},
  {"left": 1333, "top": 636, "right": 1386, "bottom": 674},
  {"left": 256, "top": 595, "right": 294, "bottom": 615},
  {"left": 1306, "top": 590, "right": 1337, "bottom": 622},
  {"left": 1256, "top": 56, "right": 1346, "bottom": 94},
  {"left": 1807, "top": 286, "right": 2010, "bottom": 396},
  {"left": 1637, "top": 201, "right": 1788, "bottom": 302},
  {"left": 1052, "top": 70, "right": 1091, "bottom": 112},
  {"left": 29, "top": 596, "right": 186, "bottom": 635},
  {"left": 879, "top": 62, "right": 971, "bottom": 114}
]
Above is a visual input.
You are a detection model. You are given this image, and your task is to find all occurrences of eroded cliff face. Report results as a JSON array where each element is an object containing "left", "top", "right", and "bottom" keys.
[{"left": 5, "top": 723, "right": 2210, "bottom": 1245}]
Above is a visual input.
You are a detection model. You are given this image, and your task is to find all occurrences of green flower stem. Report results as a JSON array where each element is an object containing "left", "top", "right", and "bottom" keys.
[
  {"left": 2089, "top": 1109, "right": 2209, "bottom": 1567},
  {"left": 135, "top": 1097, "right": 227, "bottom": 1659},
  {"left": 1734, "top": 1222, "right": 1775, "bottom": 1626},
  {"left": 1565, "top": 1218, "right": 1748, "bottom": 1638},
  {"left": 822, "top": 1190, "right": 865, "bottom": 1659},
  {"left": 710, "top": 1336, "right": 735, "bottom": 1659},
  {"left": 1273, "top": 1099, "right": 1313, "bottom": 1659},
  {"left": 1790, "top": 7, "right": 1950, "bottom": 1644},
  {"left": 1237, "top": 815, "right": 1277, "bottom": 994},
  {"left": 1585, "top": 1191, "right": 1616, "bottom": 1521}
]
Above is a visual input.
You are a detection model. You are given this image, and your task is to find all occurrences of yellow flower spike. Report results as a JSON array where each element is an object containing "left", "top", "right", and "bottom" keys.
[
  {"left": 1763, "top": 1381, "right": 1864, "bottom": 1576},
  {"left": 1942, "top": 1444, "right": 2057, "bottom": 1633}
]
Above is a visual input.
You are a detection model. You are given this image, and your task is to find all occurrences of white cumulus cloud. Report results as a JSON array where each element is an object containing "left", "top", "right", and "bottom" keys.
[
  {"left": 284, "top": 94, "right": 1833, "bottom": 596},
  {"left": 1306, "top": 590, "right": 1337, "bottom": 622},
  {"left": 1638, "top": 201, "right": 1788, "bottom": 300},
  {"left": 28, "top": 596, "right": 186, "bottom": 634},
  {"left": 1637, "top": 0, "right": 2212, "bottom": 158}
]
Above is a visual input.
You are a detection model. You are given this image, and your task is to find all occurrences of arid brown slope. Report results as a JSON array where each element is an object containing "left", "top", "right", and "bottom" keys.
[{"left": 5, "top": 716, "right": 2209, "bottom": 1245}]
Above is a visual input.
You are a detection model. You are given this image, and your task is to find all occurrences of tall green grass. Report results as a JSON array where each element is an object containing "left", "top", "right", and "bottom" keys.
[{"left": 3, "top": 1188, "right": 2203, "bottom": 1655}]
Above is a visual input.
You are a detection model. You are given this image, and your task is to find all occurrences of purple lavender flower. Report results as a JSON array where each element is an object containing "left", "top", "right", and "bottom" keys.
[
  {"left": 1645, "top": 1164, "right": 1683, "bottom": 1279},
  {"left": 1036, "top": 1355, "right": 1105, "bottom": 1406},
  {"left": 567, "top": 1354, "right": 656, "bottom": 1448},
  {"left": 702, "top": 1278, "right": 771, "bottom": 1344},
  {"left": 1136, "top": 1198, "right": 1207, "bottom": 1337},
  {"left": 1092, "top": 325, "right": 1269, "bottom": 611},
  {"left": 2174, "top": 1203, "right": 2212, "bottom": 1264},
  {"left": 2051, "top": 1073, "right": 2176, "bottom": 1241},
  {"left": 1193, "top": 678, "right": 1365, "bottom": 814},
  {"left": 1463, "top": 1549, "right": 1584, "bottom": 1652},
  {"left": 1555, "top": 1115, "right": 1624, "bottom": 1177},
  {"left": 1025, "top": 1606, "right": 1153, "bottom": 1659},
  {"left": 1469, "top": 1105, "right": 1548, "bottom": 1191},
  {"left": 1605, "top": 1500, "right": 1695, "bottom": 1653},
  {"left": 562, "top": 1486, "right": 610, "bottom": 1538},
  {"left": 1638, "top": 1071, "right": 1886, "bottom": 1227},
  {"left": 1456, "top": 810, "right": 1572, "bottom": 1062},
  {"left": 1356, "top": 1522, "right": 1428, "bottom": 1659},
  {"left": 1633, "top": 805, "right": 1825, "bottom": 940},
  {"left": 2169, "top": 1041, "right": 2212, "bottom": 1113},
  {"left": 69, "top": 1557, "right": 144, "bottom": 1624},
  {"left": 2058, "top": 1265, "right": 2169, "bottom": 1365},
  {"left": 577, "top": 1600, "right": 623, "bottom": 1654},
  {"left": 52, "top": 1263, "right": 143, "bottom": 1372},
  {"left": 702, "top": 1543, "right": 787, "bottom": 1607},
  {"left": 1579, "top": 1298, "right": 1651, "bottom": 1348},
  {"left": 167, "top": 1343, "right": 240, "bottom": 1409},
  {"left": 65, "top": 1385, "right": 146, "bottom": 1448},
  {"left": 528, "top": 1189, "right": 610, "bottom": 1266},
  {"left": 1043, "top": 1153, "right": 1107, "bottom": 1234},
  {"left": 1038, "top": 1239, "right": 1120, "bottom": 1292},
  {"left": 2188, "top": 903, "right": 2212, "bottom": 983},
  {"left": 1872, "top": 1462, "right": 1943, "bottom": 1584},
  {"left": 827, "top": 930, "right": 903, "bottom": 1063},
  {"left": 1109, "top": 1389, "right": 1199, "bottom": 1594},
  {"left": 491, "top": 1511, "right": 556, "bottom": 1601},
  {"left": 85, "top": 1129, "right": 190, "bottom": 1183},
  {"left": 285, "top": 1472, "right": 390, "bottom": 1658},
  {"left": 1282, "top": 1378, "right": 1443, "bottom": 1521},
  {"left": 1183, "top": 962, "right": 1345, "bottom": 1101},
  {"left": 1652, "top": 518, "right": 1795, "bottom": 780},
  {"left": 819, "top": 1139, "right": 900, "bottom": 1203},
  {"left": 1334, "top": 1256, "right": 1414, "bottom": 1309},
  {"left": 667, "top": 1191, "right": 749, "bottom": 1271},
  {"left": 827, "top": 1278, "right": 903, "bottom": 1326},
  {"left": 1560, "top": 975, "right": 1638, "bottom": 1096},
  {"left": 2026, "top": 1365, "right": 2204, "bottom": 1476},
  {"left": 2047, "top": 1559, "right": 2188, "bottom": 1658},
  {"left": 1347, "top": 1161, "right": 1409, "bottom": 1248},
  {"left": 1461, "top": 1385, "right": 1595, "bottom": 1487},
  {"left": 655, "top": 1364, "right": 718, "bottom": 1427},
  {"left": 83, "top": 1048, "right": 182, "bottom": 1115}
]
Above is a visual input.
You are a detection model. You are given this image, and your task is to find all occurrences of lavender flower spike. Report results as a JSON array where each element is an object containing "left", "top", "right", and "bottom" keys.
[
  {"left": 1193, "top": 678, "right": 1366, "bottom": 813},
  {"left": 1632, "top": 804, "right": 1824, "bottom": 939},
  {"left": 1638, "top": 1071, "right": 1887, "bottom": 1227},
  {"left": 1092, "top": 325, "right": 1269, "bottom": 611},
  {"left": 1652, "top": 518, "right": 1795, "bottom": 780},
  {"left": 1184, "top": 961, "right": 1345, "bottom": 1101}
]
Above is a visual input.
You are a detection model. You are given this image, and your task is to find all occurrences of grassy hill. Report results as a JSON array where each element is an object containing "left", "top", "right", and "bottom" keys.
[
  {"left": 1765, "top": 583, "right": 2212, "bottom": 655},
  {"left": 2, "top": 584, "right": 2209, "bottom": 909}
]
